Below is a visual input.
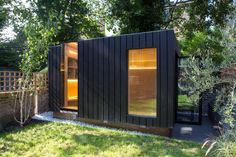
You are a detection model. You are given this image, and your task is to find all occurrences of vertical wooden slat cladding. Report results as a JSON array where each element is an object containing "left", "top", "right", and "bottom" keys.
[
  {"left": 98, "top": 38, "right": 104, "bottom": 120},
  {"left": 77, "top": 30, "right": 179, "bottom": 129},
  {"left": 48, "top": 45, "right": 63, "bottom": 111},
  {"left": 145, "top": 32, "right": 154, "bottom": 127},
  {"left": 120, "top": 35, "right": 127, "bottom": 123},
  {"left": 167, "top": 31, "right": 176, "bottom": 127},
  {"left": 48, "top": 47, "right": 52, "bottom": 110},
  {"left": 114, "top": 36, "right": 121, "bottom": 122},
  {"left": 60, "top": 46, "right": 64, "bottom": 110},
  {"left": 93, "top": 39, "right": 99, "bottom": 119},
  {"left": 88, "top": 40, "right": 94, "bottom": 119},
  {"left": 103, "top": 38, "right": 109, "bottom": 121},
  {"left": 139, "top": 33, "right": 145, "bottom": 48},
  {"left": 153, "top": 32, "right": 160, "bottom": 127},
  {"left": 126, "top": 35, "right": 133, "bottom": 124},
  {"left": 83, "top": 41, "right": 89, "bottom": 118},
  {"left": 56, "top": 46, "right": 61, "bottom": 110},
  {"left": 160, "top": 31, "right": 168, "bottom": 127},
  {"left": 79, "top": 41, "right": 84, "bottom": 117},
  {"left": 146, "top": 32, "right": 153, "bottom": 48},
  {"left": 131, "top": 34, "right": 140, "bottom": 125},
  {"left": 108, "top": 37, "right": 115, "bottom": 121}
]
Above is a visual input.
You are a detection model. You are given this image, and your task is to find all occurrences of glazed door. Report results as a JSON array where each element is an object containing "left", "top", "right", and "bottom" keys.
[
  {"left": 176, "top": 57, "right": 202, "bottom": 125},
  {"left": 63, "top": 42, "right": 78, "bottom": 111}
]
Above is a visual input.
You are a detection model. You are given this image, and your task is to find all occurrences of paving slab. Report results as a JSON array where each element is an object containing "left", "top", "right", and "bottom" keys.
[{"left": 172, "top": 116, "right": 218, "bottom": 143}]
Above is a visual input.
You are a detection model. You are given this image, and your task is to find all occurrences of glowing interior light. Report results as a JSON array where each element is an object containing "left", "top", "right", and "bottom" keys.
[
  {"left": 67, "top": 79, "right": 78, "bottom": 100},
  {"left": 69, "top": 50, "right": 77, "bottom": 55}
]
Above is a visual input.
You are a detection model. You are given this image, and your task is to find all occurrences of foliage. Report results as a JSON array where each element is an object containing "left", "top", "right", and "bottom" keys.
[
  {"left": 6, "top": 0, "right": 105, "bottom": 126},
  {"left": 180, "top": 31, "right": 224, "bottom": 64},
  {"left": 169, "top": 0, "right": 234, "bottom": 38},
  {"left": 9, "top": 0, "right": 104, "bottom": 72},
  {"left": 0, "top": 122, "right": 205, "bottom": 157},
  {"left": 106, "top": 0, "right": 233, "bottom": 35},
  {"left": 11, "top": 17, "right": 58, "bottom": 126},
  {"left": 20, "top": 19, "right": 56, "bottom": 73},
  {"left": 202, "top": 129, "right": 236, "bottom": 157},
  {"left": 107, "top": 0, "right": 165, "bottom": 34},
  {"left": 0, "top": 0, "right": 8, "bottom": 33},
  {"left": 168, "top": 0, "right": 234, "bottom": 59},
  {"left": 85, "top": 0, "right": 110, "bottom": 34},
  {"left": 11, "top": 0, "right": 103, "bottom": 42},
  {"left": 0, "top": 32, "right": 26, "bottom": 69},
  {"left": 179, "top": 56, "right": 218, "bottom": 107},
  {"left": 215, "top": 11, "right": 236, "bottom": 127},
  {"left": 180, "top": 12, "right": 236, "bottom": 156},
  {"left": 214, "top": 83, "right": 236, "bottom": 129},
  {"left": 32, "top": 0, "right": 103, "bottom": 41},
  {"left": 179, "top": 30, "right": 236, "bottom": 128}
]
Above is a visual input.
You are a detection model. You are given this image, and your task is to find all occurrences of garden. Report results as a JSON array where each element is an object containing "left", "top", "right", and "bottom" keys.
[{"left": 0, "top": 0, "right": 236, "bottom": 157}]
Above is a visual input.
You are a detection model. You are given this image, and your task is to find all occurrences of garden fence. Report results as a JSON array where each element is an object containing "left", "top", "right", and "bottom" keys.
[{"left": 0, "top": 71, "right": 48, "bottom": 93}]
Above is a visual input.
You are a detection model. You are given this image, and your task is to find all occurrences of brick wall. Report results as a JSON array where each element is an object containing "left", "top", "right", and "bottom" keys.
[{"left": 0, "top": 90, "right": 48, "bottom": 130}]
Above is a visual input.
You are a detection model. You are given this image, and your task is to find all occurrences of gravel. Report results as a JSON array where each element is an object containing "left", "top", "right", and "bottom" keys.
[{"left": 32, "top": 112, "right": 157, "bottom": 137}]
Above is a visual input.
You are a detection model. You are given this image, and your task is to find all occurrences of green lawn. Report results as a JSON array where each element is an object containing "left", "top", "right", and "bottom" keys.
[{"left": 0, "top": 122, "right": 205, "bottom": 157}]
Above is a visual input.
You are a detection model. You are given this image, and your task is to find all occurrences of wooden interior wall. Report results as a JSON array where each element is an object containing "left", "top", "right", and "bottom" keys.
[
  {"left": 48, "top": 45, "right": 64, "bottom": 111},
  {"left": 78, "top": 30, "right": 179, "bottom": 128}
]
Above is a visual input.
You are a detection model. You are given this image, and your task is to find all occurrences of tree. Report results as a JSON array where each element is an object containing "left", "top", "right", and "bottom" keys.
[
  {"left": 8, "top": 0, "right": 105, "bottom": 126},
  {"left": 107, "top": 0, "right": 166, "bottom": 34},
  {"left": 0, "top": 31, "right": 26, "bottom": 69},
  {"left": 180, "top": 12, "right": 236, "bottom": 127},
  {"left": 11, "top": 0, "right": 103, "bottom": 43},
  {"left": 180, "top": 12, "right": 236, "bottom": 156},
  {"left": 180, "top": 30, "right": 224, "bottom": 63},
  {"left": 166, "top": 0, "right": 234, "bottom": 38},
  {"left": 167, "top": 0, "right": 234, "bottom": 60},
  {"left": 106, "top": 0, "right": 233, "bottom": 35}
]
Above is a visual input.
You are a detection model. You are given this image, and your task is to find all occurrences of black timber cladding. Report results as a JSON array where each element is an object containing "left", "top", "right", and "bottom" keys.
[
  {"left": 78, "top": 30, "right": 179, "bottom": 128},
  {"left": 48, "top": 45, "right": 64, "bottom": 111}
]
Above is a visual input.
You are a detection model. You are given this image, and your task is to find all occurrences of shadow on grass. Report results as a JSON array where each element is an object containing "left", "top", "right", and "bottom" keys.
[
  {"left": 0, "top": 121, "right": 204, "bottom": 157},
  {"left": 59, "top": 132, "right": 204, "bottom": 157}
]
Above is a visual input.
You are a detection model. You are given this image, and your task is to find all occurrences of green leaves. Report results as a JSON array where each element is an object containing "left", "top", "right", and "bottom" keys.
[
  {"left": 8, "top": 0, "right": 104, "bottom": 72},
  {"left": 0, "top": 0, "right": 8, "bottom": 33},
  {"left": 107, "top": 0, "right": 165, "bottom": 34},
  {"left": 180, "top": 31, "right": 224, "bottom": 64}
]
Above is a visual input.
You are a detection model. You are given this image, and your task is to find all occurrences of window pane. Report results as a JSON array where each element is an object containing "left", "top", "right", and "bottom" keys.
[{"left": 128, "top": 48, "right": 157, "bottom": 117}]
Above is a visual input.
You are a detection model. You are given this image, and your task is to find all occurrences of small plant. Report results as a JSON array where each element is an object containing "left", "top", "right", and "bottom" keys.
[
  {"left": 202, "top": 129, "right": 236, "bottom": 157},
  {"left": 13, "top": 73, "right": 35, "bottom": 127}
]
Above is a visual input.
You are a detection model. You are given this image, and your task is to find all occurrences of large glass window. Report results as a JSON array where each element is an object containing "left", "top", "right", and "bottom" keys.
[{"left": 128, "top": 48, "right": 157, "bottom": 117}]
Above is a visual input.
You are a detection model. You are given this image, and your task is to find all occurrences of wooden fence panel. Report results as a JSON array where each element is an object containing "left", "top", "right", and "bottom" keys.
[{"left": 0, "top": 71, "right": 48, "bottom": 93}]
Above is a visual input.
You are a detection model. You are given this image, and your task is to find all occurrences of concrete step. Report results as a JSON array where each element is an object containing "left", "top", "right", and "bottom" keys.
[{"left": 53, "top": 111, "right": 78, "bottom": 120}]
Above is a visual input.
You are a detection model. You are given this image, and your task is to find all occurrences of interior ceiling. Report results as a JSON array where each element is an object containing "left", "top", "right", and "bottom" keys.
[{"left": 67, "top": 42, "right": 78, "bottom": 49}]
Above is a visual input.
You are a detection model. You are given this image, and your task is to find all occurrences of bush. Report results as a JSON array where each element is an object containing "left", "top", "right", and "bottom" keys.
[{"left": 203, "top": 129, "right": 236, "bottom": 157}]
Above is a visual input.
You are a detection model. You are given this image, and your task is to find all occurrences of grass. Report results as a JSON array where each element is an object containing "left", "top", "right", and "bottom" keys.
[
  {"left": 178, "top": 95, "right": 194, "bottom": 110},
  {"left": 0, "top": 121, "right": 205, "bottom": 157}
]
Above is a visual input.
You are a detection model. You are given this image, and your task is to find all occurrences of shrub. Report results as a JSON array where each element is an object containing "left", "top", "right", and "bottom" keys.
[{"left": 203, "top": 129, "right": 236, "bottom": 157}]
